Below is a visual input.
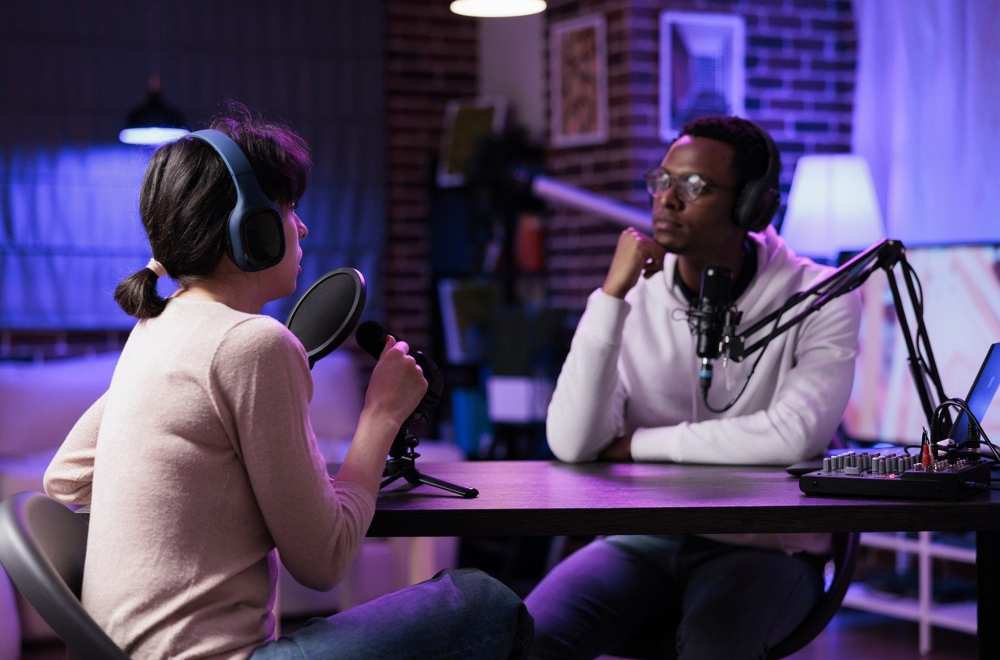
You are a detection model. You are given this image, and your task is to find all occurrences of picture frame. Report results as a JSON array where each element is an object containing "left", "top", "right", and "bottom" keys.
[
  {"left": 659, "top": 12, "right": 746, "bottom": 141},
  {"left": 549, "top": 14, "right": 608, "bottom": 148},
  {"left": 437, "top": 97, "right": 507, "bottom": 188}
]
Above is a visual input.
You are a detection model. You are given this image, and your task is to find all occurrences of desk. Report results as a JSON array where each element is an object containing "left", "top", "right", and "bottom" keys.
[{"left": 369, "top": 461, "right": 1000, "bottom": 659}]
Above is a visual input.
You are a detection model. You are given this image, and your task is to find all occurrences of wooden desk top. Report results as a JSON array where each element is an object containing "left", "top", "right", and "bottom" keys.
[{"left": 367, "top": 461, "right": 1000, "bottom": 537}]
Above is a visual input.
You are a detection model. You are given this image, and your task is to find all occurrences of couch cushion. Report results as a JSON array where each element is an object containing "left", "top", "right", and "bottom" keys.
[{"left": 0, "top": 354, "right": 118, "bottom": 458}]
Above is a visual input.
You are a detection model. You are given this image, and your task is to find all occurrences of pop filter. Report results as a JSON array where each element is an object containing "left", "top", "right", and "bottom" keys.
[{"left": 286, "top": 268, "right": 366, "bottom": 368}]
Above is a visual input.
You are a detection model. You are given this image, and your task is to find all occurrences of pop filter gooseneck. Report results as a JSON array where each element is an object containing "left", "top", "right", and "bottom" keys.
[{"left": 286, "top": 268, "right": 366, "bottom": 369}]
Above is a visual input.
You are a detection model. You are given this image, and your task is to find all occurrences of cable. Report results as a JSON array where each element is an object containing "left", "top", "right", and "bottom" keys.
[
  {"left": 931, "top": 397, "right": 999, "bottom": 463},
  {"left": 703, "top": 305, "right": 786, "bottom": 413}
]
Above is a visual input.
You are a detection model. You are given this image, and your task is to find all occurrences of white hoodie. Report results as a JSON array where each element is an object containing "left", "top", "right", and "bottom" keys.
[{"left": 546, "top": 227, "right": 861, "bottom": 554}]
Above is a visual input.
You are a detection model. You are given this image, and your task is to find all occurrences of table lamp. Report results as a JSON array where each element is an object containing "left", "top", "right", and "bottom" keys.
[{"left": 781, "top": 154, "right": 884, "bottom": 263}]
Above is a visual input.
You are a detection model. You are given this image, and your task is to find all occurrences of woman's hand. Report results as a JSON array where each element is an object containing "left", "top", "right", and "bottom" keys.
[{"left": 362, "top": 336, "right": 428, "bottom": 429}]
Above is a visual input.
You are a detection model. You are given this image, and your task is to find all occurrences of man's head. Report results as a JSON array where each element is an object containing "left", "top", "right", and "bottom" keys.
[{"left": 648, "top": 116, "right": 778, "bottom": 260}]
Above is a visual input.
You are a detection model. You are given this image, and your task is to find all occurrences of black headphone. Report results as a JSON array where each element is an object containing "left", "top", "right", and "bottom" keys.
[
  {"left": 189, "top": 129, "right": 285, "bottom": 272},
  {"left": 732, "top": 123, "right": 780, "bottom": 232}
]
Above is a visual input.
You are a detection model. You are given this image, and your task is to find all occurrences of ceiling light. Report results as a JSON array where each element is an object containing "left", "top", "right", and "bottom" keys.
[{"left": 449, "top": 0, "right": 546, "bottom": 18}]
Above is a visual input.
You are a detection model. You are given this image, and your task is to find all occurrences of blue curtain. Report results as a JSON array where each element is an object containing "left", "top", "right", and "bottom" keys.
[
  {"left": 0, "top": 1, "right": 385, "bottom": 329},
  {"left": 853, "top": 0, "right": 1000, "bottom": 243}
]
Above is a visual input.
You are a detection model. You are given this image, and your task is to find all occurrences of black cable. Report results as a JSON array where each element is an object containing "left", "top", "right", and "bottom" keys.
[
  {"left": 702, "top": 305, "right": 786, "bottom": 413},
  {"left": 932, "top": 398, "right": 999, "bottom": 462}
]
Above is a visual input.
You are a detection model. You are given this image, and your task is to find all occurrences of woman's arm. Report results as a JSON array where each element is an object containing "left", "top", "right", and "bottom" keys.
[{"left": 43, "top": 392, "right": 106, "bottom": 506}]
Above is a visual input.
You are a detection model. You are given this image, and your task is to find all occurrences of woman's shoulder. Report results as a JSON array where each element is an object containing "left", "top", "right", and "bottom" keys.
[{"left": 212, "top": 314, "right": 309, "bottom": 376}]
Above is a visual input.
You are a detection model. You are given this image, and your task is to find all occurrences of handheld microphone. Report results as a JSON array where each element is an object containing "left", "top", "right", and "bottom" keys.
[
  {"left": 692, "top": 266, "right": 734, "bottom": 395},
  {"left": 355, "top": 321, "right": 443, "bottom": 435}
]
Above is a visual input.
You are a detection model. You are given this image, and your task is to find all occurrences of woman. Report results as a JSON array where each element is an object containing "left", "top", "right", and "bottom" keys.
[{"left": 43, "top": 104, "right": 531, "bottom": 659}]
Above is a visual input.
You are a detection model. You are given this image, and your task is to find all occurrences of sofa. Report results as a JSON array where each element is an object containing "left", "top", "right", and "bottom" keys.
[{"left": 0, "top": 348, "right": 459, "bottom": 653}]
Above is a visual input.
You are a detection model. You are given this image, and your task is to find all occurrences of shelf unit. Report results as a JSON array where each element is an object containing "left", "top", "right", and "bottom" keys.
[{"left": 842, "top": 532, "right": 977, "bottom": 655}]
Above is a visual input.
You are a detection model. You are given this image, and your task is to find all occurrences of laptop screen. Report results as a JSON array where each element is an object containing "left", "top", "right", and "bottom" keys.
[{"left": 952, "top": 343, "right": 1000, "bottom": 446}]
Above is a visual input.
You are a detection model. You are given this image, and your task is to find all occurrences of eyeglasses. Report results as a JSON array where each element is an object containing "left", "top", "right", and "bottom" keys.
[{"left": 643, "top": 168, "right": 731, "bottom": 203}]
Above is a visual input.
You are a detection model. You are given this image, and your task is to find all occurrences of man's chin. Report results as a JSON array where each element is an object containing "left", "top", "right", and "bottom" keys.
[{"left": 653, "top": 231, "right": 685, "bottom": 255}]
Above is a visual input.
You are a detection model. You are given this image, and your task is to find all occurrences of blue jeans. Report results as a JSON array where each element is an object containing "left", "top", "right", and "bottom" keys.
[
  {"left": 525, "top": 535, "right": 823, "bottom": 660},
  {"left": 253, "top": 568, "right": 533, "bottom": 659}
]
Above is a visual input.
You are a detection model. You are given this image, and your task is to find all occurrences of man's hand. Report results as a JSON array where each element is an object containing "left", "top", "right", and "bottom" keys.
[
  {"left": 599, "top": 435, "right": 632, "bottom": 461},
  {"left": 602, "top": 227, "right": 666, "bottom": 299}
]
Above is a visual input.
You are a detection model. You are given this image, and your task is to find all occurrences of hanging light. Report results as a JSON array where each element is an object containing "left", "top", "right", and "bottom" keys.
[
  {"left": 118, "top": 75, "right": 189, "bottom": 146},
  {"left": 449, "top": 0, "right": 546, "bottom": 18}
]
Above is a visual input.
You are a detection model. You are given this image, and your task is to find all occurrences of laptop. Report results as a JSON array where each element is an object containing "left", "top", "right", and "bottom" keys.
[{"left": 950, "top": 342, "right": 1000, "bottom": 448}]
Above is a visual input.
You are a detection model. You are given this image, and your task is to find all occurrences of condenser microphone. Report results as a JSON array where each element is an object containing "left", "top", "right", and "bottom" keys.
[
  {"left": 693, "top": 266, "right": 734, "bottom": 394},
  {"left": 355, "top": 321, "right": 444, "bottom": 434}
]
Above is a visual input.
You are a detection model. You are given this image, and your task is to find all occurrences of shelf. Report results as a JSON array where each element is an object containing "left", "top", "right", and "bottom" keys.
[
  {"left": 860, "top": 532, "right": 976, "bottom": 563},
  {"left": 843, "top": 584, "right": 977, "bottom": 634}
]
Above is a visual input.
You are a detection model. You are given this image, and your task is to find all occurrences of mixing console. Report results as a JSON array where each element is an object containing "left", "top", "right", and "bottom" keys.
[{"left": 799, "top": 450, "right": 992, "bottom": 500}]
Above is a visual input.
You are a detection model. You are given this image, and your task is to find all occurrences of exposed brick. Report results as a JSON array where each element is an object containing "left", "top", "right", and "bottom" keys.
[
  {"left": 792, "top": 38, "right": 825, "bottom": 51},
  {"left": 749, "top": 36, "right": 786, "bottom": 50},
  {"left": 748, "top": 76, "right": 784, "bottom": 89},
  {"left": 794, "top": 121, "right": 830, "bottom": 133}
]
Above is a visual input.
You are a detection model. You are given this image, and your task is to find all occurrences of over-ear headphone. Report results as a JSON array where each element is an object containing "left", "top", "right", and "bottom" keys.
[
  {"left": 731, "top": 122, "right": 780, "bottom": 232},
  {"left": 189, "top": 129, "right": 285, "bottom": 272}
]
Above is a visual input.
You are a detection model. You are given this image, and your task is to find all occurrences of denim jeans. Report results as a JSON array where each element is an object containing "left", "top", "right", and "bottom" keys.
[
  {"left": 252, "top": 568, "right": 533, "bottom": 660},
  {"left": 525, "top": 535, "right": 823, "bottom": 660}
]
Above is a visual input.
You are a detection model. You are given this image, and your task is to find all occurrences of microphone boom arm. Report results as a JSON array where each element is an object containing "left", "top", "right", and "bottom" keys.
[{"left": 723, "top": 239, "right": 948, "bottom": 431}]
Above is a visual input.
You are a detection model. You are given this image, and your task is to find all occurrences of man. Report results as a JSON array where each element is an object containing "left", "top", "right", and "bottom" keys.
[{"left": 526, "top": 116, "right": 861, "bottom": 659}]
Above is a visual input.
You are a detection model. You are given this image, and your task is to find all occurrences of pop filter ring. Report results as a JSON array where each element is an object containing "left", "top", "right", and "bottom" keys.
[{"left": 286, "top": 267, "right": 366, "bottom": 368}]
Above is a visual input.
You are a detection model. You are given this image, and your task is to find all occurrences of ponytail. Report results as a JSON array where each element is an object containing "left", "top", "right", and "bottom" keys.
[{"left": 114, "top": 264, "right": 168, "bottom": 319}]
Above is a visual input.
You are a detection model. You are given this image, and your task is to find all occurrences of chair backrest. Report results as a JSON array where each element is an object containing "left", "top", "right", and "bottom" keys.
[
  {"left": 767, "top": 531, "right": 861, "bottom": 659},
  {"left": 0, "top": 491, "right": 129, "bottom": 660},
  {"left": 605, "top": 531, "right": 861, "bottom": 659}
]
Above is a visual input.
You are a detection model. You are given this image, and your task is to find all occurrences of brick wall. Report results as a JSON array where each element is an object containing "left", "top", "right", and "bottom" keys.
[
  {"left": 383, "top": 1, "right": 479, "bottom": 348},
  {"left": 545, "top": 0, "right": 857, "bottom": 313}
]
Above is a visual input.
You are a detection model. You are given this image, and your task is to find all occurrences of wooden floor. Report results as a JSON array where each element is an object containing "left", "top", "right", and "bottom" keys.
[{"left": 20, "top": 609, "right": 978, "bottom": 659}]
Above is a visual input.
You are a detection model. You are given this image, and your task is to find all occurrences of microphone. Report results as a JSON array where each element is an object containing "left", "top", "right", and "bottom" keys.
[
  {"left": 355, "top": 321, "right": 443, "bottom": 435},
  {"left": 692, "top": 266, "right": 734, "bottom": 395}
]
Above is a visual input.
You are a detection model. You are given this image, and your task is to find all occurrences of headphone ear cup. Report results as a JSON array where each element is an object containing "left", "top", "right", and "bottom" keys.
[
  {"left": 238, "top": 209, "right": 285, "bottom": 271},
  {"left": 732, "top": 124, "right": 780, "bottom": 232}
]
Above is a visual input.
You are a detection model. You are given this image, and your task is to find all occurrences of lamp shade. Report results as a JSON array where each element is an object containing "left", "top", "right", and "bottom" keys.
[
  {"left": 782, "top": 154, "right": 884, "bottom": 260},
  {"left": 119, "top": 86, "right": 189, "bottom": 146},
  {"left": 450, "top": 0, "right": 546, "bottom": 17}
]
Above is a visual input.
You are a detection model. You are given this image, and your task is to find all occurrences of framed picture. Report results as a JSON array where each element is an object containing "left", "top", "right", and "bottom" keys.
[
  {"left": 437, "top": 97, "right": 507, "bottom": 188},
  {"left": 549, "top": 14, "right": 608, "bottom": 147},
  {"left": 659, "top": 12, "right": 746, "bottom": 141}
]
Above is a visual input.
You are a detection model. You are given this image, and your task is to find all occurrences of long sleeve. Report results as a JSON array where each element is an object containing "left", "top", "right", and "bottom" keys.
[
  {"left": 629, "top": 289, "right": 861, "bottom": 465},
  {"left": 212, "top": 319, "right": 376, "bottom": 591},
  {"left": 546, "top": 289, "right": 631, "bottom": 463},
  {"left": 43, "top": 392, "right": 106, "bottom": 506}
]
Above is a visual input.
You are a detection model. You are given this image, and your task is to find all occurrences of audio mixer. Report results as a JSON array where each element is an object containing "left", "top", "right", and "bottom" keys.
[{"left": 798, "top": 450, "right": 992, "bottom": 500}]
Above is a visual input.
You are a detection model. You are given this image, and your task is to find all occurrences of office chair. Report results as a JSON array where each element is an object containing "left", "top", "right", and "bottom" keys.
[
  {"left": 0, "top": 491, "right": 129, "bottom": 660},
  {"left": 604, "top": 531, "right": 861, "bottom": 659}
]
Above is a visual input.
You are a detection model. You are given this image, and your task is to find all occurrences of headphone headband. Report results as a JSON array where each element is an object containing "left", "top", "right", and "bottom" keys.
[{"left": 189, "top": 129, "right": 285, "bottom": 272}]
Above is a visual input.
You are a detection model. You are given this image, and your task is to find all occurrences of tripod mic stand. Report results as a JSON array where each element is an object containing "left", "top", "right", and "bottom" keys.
[{"left": 380, "top": 425, "right": 479, "bottom": 498}]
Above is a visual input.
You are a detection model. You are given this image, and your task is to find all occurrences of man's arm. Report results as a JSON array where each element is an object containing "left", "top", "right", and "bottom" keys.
[
  {"left": 629, "top": 290, "right": 861, "bottom": 465},
  {"left": 43, "top": 392, "right": 105, "bottom": 506},
  {"left": 548, "top": 228, "right": 664, "bottom": 463},
  {"left": 546, "top": 290, "right": 631, "bottom": 462}
]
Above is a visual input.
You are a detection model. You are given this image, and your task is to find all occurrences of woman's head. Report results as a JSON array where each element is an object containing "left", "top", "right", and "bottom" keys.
[{"left": 114, "top": 102, "right": 311, "bottom": 318}]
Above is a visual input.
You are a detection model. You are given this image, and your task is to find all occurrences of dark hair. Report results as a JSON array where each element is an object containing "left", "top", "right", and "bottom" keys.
[
  {"left": 114, "top": 102, "right": 311, "bottom": 319},
  {"left": 679, "top": 116, "right": 779, "bottom": 190}
]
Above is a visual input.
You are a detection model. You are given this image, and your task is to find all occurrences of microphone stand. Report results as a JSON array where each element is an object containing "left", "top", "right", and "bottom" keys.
[
  {"left": 380, "top": 426, "right": 479, "bottom": 498},
  {"left": 720, "top": 239, "right": 948, "bottom": 434},
  {"left": 379, "top": 350, "right": 479, "bottom": 498}
]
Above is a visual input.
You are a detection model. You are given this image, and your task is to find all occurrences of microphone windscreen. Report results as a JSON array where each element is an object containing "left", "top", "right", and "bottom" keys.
[
  {"left": 355, "top": 320, "right": 388, "bottom": 359},
  {"left": 286, "top": 268, "right": 366, "bottom": 367}
]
